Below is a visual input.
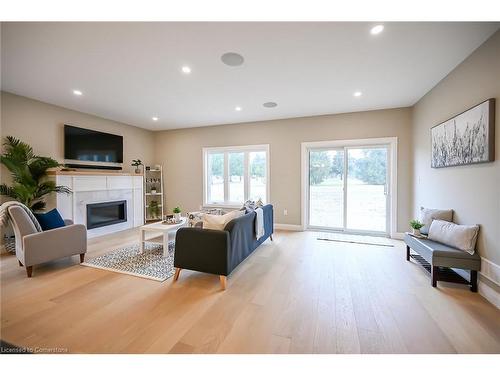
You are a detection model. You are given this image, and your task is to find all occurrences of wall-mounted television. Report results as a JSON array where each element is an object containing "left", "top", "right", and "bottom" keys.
[{"left": 64, "top": 125, "right": 123, "bottom": 169}]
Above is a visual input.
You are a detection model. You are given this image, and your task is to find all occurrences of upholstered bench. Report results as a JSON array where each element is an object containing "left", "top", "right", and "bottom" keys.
[{"left": 404, "top": 233, "right": 480, "bottom": 292}]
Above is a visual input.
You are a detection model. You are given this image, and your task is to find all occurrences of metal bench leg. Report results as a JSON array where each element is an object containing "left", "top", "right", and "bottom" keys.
[
  {"left": 431, "top": 266, "right": 438, "bottom": 287},
  {"left": 406, "top": 245, "right": 410, "bottom": 261},
  {"left": 470, "top": 270, "right": 478, "bottom": 292}
]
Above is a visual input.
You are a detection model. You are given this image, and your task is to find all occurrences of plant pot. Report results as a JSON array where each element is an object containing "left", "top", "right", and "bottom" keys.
[
  {"left": 135, "top": 168, "right": 141, "bottom": 174},
  {"left": 174, "top": 213, "right": 181, "bottom": 222},
  {"left": 412, "top": 228, "right": 421, "bottom": 236}
]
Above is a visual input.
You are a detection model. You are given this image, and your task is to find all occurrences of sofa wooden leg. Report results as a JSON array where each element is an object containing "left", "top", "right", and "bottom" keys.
[
  {"left": 80, "top": 253, "right": 85, "bottom": 263},
  {"left": 173, "top": 268, "right": 181, "bottom": 282},
  {"left": 431, "top": 266, "right": 438, "bottom": 287},
  {"left": 270, "top": 234, "right": 274, "bottom": 241},
  {"left": 219, "top": 275, "right": 227, "bottom": 290},
  {"left": 18, "top": 260, "right": 23, "bottom": 267},
  {"left": 406, "top": 245, "right": 410, "bottom": 261},
  {"left": 26, "top": 266, "right": 33, "bottom": 278},
  {"left": 470, "top": 270, "right": 478, "bottom": 292}
]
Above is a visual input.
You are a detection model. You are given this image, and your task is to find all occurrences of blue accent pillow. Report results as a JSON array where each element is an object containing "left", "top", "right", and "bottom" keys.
[{"left": 34, "top": 209, "right": 66, "bottom": 231}]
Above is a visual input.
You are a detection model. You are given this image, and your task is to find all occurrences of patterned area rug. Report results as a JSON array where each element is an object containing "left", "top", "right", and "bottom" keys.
[{"left": 81, "top": 242, "right": 175, "bottom": 282}]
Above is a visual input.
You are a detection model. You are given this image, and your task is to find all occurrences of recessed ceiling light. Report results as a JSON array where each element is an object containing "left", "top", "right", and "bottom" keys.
[
  {"left": 370, "top": 25, "right": 384, "bottom": 35},
  {"left": 235, "top": 106, "right": 242, "bottom": 111},
  {"left": 72, "top": 89, "right": 83, "bottom": 96},
  {"left": 181, "top": 66, "right": 191, "bottom": 74},
  {"left": 353, "top": 91, "right": 362, "bottom": 97},
  {"left": 263, "top": 102, "right": 278, "bottom": 108},
  {"left": 221, "top": 52, "right": 244, "bottom": 67},
  {"left": 152, "top": 117, "right": 159, "bottom": 121}
]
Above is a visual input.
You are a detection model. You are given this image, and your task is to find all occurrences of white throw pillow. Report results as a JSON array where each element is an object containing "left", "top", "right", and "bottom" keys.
[
  {"left": 202, "top": 210, "right": 244, "bottom": 231},
  {"left": 427, "top": 219, "right": 479, "bottom": 255},
  {"left": 420, "top": 207, "right": 453, "bottom": 235}
]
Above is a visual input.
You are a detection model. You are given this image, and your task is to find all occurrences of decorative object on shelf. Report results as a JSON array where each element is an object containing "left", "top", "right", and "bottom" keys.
[
  {"left": 144, "top": 165, "right": 164, "bottom": 222},
  {"left": 131, "top": 159, "right": 143, "bottom": 174},
  {"left": 0, "top": 136, "right": 71, "bottom": 211},
  {"left": 409, "top": 219, "right": 425, "bottom": 237},
  {"left": 431, "top": 98, "right": 495, "bottom": 168},
  {"left": 173, "top": 206, "right": 182, "bottom": 222},
  {"left": 148, "top": 200, "right": 160, "bottom": 219}
]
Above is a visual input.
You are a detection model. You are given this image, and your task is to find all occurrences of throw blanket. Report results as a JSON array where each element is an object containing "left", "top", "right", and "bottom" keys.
[
  {"left": 255, "top": 207, "right": 264, "bottom": 240},
  {"left": 0, "top": 201, "right": 42, "bottom": 232}
]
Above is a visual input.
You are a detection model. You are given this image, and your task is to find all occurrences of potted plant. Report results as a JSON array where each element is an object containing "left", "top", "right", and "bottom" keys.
[
  {"left": 409, "top": 219, "right": 424, "bottom": 236},
  {"left": 0, "top": 136, "right": 71, "bottom": 211},
  {"left": 148, "top": 200, "right": 160, "bottom": 219},
  {"left": 131, "top": 159, "right": 143, "bottom": 174},
  {"left": 173, "top": 206, "right": 182, "bottom": 222}
]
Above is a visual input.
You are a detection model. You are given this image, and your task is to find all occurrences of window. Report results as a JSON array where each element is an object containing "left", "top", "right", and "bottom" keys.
[{"left": 204, "top": 145, "right": 269, "bottom": 207}]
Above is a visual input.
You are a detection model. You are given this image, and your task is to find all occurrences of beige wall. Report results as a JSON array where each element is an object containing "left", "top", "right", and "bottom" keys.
[
  {"left": 0, "top": 92, "right": 155, "bottom": 172},
  {"left": 154, "top": 108, "right": 412, "bottom": 231},
  {"left": 412, "top": 31, "right": 500, "bottom": 269}
]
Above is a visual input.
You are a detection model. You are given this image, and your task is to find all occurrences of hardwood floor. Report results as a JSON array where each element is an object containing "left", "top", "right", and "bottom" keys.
[{"left": 1, "top": 229, "right": 499, "bottom": 354}]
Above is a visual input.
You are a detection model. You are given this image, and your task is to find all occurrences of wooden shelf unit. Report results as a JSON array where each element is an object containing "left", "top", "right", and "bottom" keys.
[{"left": 144, "top": 166, "right": 164, "bottom": 222}]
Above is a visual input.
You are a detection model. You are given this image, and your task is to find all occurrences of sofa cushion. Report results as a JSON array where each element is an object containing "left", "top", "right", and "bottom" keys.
[
  {"left": 34, "top": 209, "right": 66, "bottom": 231},
  {"left": 202, "top": 210, "right": 244, "bottom": 231},
  {"left": 428, "top": 219, "right": 479, "bottom": 255},
  {"left": 420, "top": 207, "right": 453, "bottom": 234}
]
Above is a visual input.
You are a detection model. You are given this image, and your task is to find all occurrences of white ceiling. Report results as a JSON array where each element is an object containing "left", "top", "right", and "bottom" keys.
[{"left": 1, "top": 22, "right": 498, "bottom": 130}]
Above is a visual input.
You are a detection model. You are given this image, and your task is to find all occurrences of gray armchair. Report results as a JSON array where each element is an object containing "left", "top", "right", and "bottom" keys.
[{"left": 8, "top": 206, "right": 87, "bottom": 277}]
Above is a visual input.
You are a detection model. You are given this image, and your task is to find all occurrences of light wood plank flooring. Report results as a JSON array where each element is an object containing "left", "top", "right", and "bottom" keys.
[{"left": 1, "top": 229, "right": 499, "bottom": 353}]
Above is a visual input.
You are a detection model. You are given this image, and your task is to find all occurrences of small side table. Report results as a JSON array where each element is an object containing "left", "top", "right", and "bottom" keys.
[{"left": 139, "top": 218, "right": 187, "bottom": 257}]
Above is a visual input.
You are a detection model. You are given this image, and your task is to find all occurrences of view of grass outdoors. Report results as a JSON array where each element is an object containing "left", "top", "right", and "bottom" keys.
[
  {"left": 309, "top": 147, "right": 387, "bottom": 232},
  {"left": 207, "top": 151, "right": 267, "bottom": 204}
]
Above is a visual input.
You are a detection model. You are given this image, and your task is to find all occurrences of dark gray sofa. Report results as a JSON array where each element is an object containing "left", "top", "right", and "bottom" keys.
[
  {"left": 173, "top": 204, "right": 274, "bottom": 289},
  {"left": 404, "top": 233, "right": 480, "bottom": 292}
]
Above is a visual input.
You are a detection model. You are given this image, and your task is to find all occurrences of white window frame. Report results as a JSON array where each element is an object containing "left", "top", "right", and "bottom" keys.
[
  {"left": 301, "top": 137, "right": 398, "bottom": 238},
  {"left": 203, "top": 144, "right": 270, "bottom": 208}
]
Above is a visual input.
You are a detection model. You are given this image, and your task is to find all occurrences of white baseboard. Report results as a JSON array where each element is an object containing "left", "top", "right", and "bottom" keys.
[
  {"left": 274, "top": 223, "right": 303, "bottom": 231},
  {"left": 478, "top": 281, "right": 500, "bottom": 309},
  {"left": 478, "top": 257, "right": 500, "bottom": 309},
  {"left": 391, "top": 232, "right": 405, "bottom": 240},
  {"left": 480, "top": 257, "right": 500, "bottom": 285}
]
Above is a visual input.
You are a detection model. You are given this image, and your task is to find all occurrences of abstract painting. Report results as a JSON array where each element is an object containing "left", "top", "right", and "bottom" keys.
[{"left": 431, "top": 98, "right": 495, "bottom": 168}]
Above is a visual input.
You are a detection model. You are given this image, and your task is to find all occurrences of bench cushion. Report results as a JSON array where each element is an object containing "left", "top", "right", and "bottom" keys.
[{"left": 404, "top": 233, "right": 480, "bottom": 270}]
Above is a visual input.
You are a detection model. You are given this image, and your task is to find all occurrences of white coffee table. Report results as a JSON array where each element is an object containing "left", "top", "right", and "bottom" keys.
[{"left": 139, "top": 217, "right": 187, "bottom": 257}]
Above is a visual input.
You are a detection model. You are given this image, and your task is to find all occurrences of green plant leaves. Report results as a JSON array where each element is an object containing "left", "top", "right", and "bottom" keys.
[{"left": 0, "top": 136, "right": 71, "bottom": 211}]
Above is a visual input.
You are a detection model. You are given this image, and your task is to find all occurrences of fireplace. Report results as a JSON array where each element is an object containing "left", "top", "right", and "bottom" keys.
[{"left": 86, "top": 200, "right": 127, "bottom": 229}]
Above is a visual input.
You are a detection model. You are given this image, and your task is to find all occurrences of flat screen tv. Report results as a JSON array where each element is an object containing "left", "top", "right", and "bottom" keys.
[{"left": 64, "top": 125, "right": 123, "bottom": 168}]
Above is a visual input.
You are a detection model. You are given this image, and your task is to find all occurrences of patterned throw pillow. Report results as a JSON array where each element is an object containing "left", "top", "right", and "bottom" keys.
[
  {"left": 241, "top": 200, "right": 257, "bottom": 212},
  {"left": 187, "top": 211, "right": 204, "bottom": 228}
]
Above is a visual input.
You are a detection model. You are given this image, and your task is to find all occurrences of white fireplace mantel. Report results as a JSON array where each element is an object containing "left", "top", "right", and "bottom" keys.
[{"left": 50, "top": 171, "right": 144, "bottom": 238}]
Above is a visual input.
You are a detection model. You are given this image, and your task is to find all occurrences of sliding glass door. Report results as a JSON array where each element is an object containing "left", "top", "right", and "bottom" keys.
[
  {"left": 308, "top": 149, "right": 344, "bottom": 229},
  {"left": 308, "top": 145, "right": 389, "bottom": 235}
]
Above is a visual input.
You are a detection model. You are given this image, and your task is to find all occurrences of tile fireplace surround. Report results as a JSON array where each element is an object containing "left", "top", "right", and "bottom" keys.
[{"left": 49, "top": 171, "right": 144, "bottom": 238}]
